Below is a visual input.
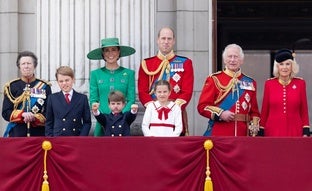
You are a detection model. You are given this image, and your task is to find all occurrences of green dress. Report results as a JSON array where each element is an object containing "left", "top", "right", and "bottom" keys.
[{"left": 89, "top": 66, "right": 136, "bottom": 136}]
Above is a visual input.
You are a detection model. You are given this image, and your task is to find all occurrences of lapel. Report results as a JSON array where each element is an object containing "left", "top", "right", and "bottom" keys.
[
  {"left": 109, "top": 113, "right": 124, "bottom": 124},
  {"left": 70, "top": 90, "right": 79, "bottom": 106},
  {"left": 57, "top": 90, "right": 80, "bottom": 117},
  {"left": 56, "top": 91, "right": 69, "bottom": 106}
]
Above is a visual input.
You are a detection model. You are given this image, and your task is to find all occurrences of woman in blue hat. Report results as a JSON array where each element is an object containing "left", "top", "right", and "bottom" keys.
[
  {"left": 259, "top": 49, "right": 310, "bottom": 137},
  {"left": 87, "top": 38, "right": 136, "bottom": 136}
]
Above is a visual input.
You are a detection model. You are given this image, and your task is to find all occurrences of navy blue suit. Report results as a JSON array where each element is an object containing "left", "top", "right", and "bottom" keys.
[
  {"left": 95, "top": 112, "right": 136, "bottom": 136},
  {"left": 45, "top": 90, "right": 91, "bottom": 136}
]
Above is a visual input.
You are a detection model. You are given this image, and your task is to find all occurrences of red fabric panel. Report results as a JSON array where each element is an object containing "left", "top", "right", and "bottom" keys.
[
  {"left": 0, "top": 137, "right": 206, "bottom": 191},
  {"left": 210, "top": 137, "right": 312, "bottom": 191},
  {"left": 1, "top": 137, "right": 312, "bottom": 191},
  {"left": 1, "top": 138, "right": 44, "bottom": 190}
]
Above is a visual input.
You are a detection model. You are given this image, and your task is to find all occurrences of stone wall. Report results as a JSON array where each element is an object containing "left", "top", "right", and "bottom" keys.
[{"left": 0, "top": 0, "right": 213, "bottom": 136}]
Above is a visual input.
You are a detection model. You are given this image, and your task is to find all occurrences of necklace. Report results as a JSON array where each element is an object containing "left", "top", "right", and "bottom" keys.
[{"left": 278, "top": 77, "right": 291, "bottom": 86}]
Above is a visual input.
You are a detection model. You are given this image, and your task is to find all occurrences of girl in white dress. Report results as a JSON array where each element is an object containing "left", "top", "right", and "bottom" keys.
[{"left": 142, "top": 80, "right": 182, "bottom": 137}]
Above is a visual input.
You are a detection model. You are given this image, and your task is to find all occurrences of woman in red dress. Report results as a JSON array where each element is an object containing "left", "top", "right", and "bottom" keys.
[{"left": 259, "top": 49, "right": 310, "bottom": 137}]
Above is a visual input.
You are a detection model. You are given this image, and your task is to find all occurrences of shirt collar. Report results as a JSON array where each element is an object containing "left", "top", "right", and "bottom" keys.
[
  {"left": 157, "top": 50, "right": 175, "bottom": 61},
  {"left": 224, "top": 67, "right": 242, "bottom": 78},
  {"left": 63, "top": 89, "right": 73, "bottom": 97}
]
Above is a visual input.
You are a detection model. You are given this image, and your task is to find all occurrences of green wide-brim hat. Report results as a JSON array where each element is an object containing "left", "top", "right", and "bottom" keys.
[{"left": 87, "top": 38, "right": 136, "bottom": 60}]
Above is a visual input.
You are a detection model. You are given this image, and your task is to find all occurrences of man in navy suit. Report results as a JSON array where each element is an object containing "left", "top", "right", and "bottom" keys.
[{"left": 45, "top": 66, "right": 91, "bottom": 136}]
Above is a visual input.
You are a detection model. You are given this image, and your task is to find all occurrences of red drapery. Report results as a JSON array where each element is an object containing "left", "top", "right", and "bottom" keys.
[{"left": 0, "top": 136, "right": 311, "bottom": 191}]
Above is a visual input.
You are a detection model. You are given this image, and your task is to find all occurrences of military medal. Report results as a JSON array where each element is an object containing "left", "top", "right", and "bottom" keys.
[
  {"left": 172, "top": 73, "right": 181, "bottom": 82},
  {"left": 173, "top": 84, "right": 181, "bottom": 93},
  {"left": 239, "top": 80, "right": 255, "bottom": 91},
  {"left": 171, "top": 60, "right": 184, "bottom": 72},
  {"left": 31, "top": 88, "right": 46, "bottom": 99},
  {"left": 170, "top": 63, "right": 176, "bottom": 72},
  {"left": 31, "top": 105, "right": 39, "bottom": 114},
  {"left": 241, "top": 101, "right": 248, "bottom": 111},
  {"left": 178, "top": 63, "right": 184, "bottom": 72},
  {"left": 37, "top": 98, "right": 44, "bottom": 106},
  {"left": 244, "top": 93, "right": 250, "bottom": 103}
]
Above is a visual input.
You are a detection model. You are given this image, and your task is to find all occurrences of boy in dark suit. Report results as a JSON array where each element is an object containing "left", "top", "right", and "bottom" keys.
[
  {"left": 91, "top": 91, "right": 138, "bottom": 136},
  {"left": 45, "top": 66, "right": 91, "bottom": 136}
]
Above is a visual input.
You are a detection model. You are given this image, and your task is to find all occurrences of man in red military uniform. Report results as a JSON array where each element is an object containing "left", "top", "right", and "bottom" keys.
[
  {"left": 138, "top": 27, "right": 194, "bottom": 135},
  {"left": 197, "top": 44, "right": 260, "bottom": 136}
]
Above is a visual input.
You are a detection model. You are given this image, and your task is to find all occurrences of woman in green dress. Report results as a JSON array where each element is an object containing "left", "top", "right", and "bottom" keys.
[{"left": 87, "top": 38, "right": 136, "bottom": 136}]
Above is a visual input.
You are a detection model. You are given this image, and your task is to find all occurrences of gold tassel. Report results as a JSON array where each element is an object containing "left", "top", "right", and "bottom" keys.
[
  {"left": 42, "top": 141, "right": 52, "bottom": 191},
  {"left": 204, "top": 140, "right": 214, "bottom": 191},
  {"left": 42, "top": 181, "right": 49, "bottom": 191}
]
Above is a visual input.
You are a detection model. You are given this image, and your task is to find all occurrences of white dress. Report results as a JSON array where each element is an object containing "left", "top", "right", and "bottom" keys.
[{"left": 142, "top": 100, "right": 182, "bottom": 137}]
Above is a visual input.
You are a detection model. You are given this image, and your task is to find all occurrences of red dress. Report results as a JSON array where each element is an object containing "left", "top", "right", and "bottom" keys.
[
  {"left": 197, "top": 68, "right": 260, "bottom": 136},
  {"left": 260, "top": 77, "right": 310, "bottom": 136}
]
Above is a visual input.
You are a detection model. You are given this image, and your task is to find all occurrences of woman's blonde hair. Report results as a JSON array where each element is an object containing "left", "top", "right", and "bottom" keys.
[{"left": 272, "top": 59, "right": 299, "bottom": 78}]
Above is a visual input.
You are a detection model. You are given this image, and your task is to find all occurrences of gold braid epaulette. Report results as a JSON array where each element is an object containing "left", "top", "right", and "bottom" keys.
[
  {"left": 141, "top": 59, "right": 163, "bottom": 95},
  {"left": 3, "top": 78, "right": 28, "bottom": 110},
  {"left": 141, "top": 50, "right": 175, "bottom": 76},
  {"left": 39, "top": 79, "right": 52, "bottom": 87},
  {"left": 141, "top": 59, "right": 165, "bottom": 76},
  {"left": 211, "top": 75, "right": 236, "bottom": 104}
]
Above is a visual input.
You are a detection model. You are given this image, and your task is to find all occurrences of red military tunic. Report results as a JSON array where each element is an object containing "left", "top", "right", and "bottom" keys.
[
  {"left": 138, "top": 51, "right": 194, "bottom": 134},
  {"left": 197, "top": 68, "right": 260, "bottom": 136},
  {"left": 260, "top": 77, "right": 310, "bottom": 136}
]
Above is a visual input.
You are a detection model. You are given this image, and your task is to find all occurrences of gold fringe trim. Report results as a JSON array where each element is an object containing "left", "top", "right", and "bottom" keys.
[
  {"left": 4, "top": 82, "right": 30, "bottom": 110},
  {"left": 42, "top": 141, "right": 52, "bottom": 191},
  {"left": 141, "top": 59, "right": 164, "bottom": 76},
  {"left": 204, "top": 140, "right": 214, "bottom": 191},
  {"left": 3, "top": 79, "right": 50, "bottom": 110},
  {"left": 141, "top": 51, "right": 175, "bottom": 94},
  {"left": 204, "top": 106, "right": 223, "bottom": 116},
  {"left": 141, "top": 50, "right": 175, "bottom": 76},
  {"left": 211, "top": 73, "right": 239, "bottom": 104},
  {"left": 174, "top": 98, "right": 186, "bottom": 107},
  {"left": 33, "top": 113, "right": 47, "bottom": 127}
]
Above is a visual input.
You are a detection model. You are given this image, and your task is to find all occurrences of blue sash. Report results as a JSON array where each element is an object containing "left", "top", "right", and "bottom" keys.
[
  {"left": 150, "top": 56, "right": 187, "bottom": 99},
  {"left": 3, "top": 123, "right": 16, "bottom": 137},
  {"left": 204, "top": 75, "right": 252, "bottom": 136}
]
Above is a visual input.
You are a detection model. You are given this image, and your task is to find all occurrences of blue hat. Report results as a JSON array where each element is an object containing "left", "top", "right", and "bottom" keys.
[
  {"left": 87, "top": 38, "right": 135, "bottom": 60},
  {"left": 275, "top": 49, "right": 294, "bottom": 63}
]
